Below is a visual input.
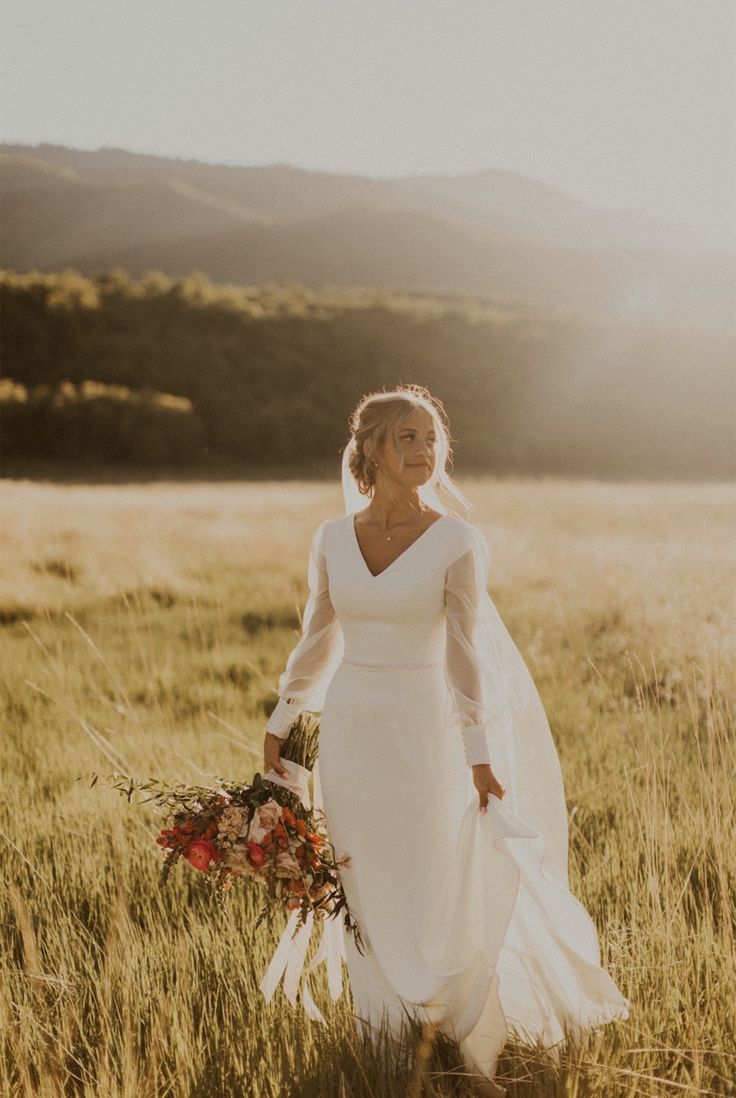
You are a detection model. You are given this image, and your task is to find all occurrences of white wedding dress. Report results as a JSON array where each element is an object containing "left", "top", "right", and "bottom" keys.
[{"left": 259, "top": 510, "right": 630, "bottom": 1082}]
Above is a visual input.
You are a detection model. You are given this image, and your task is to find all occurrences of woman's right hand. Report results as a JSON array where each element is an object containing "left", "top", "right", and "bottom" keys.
[{"left": 263, "top": 732, "right": 291, "bottom": 779}]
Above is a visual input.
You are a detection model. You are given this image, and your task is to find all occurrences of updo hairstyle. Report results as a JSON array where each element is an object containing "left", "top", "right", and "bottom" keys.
[{"left": 346, "top": 384, "right": 471, "bottom": 516}]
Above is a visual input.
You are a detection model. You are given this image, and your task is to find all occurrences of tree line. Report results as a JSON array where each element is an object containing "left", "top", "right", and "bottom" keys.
[{"left": 1, "top": 267, "right": 732, "bottom": 478}]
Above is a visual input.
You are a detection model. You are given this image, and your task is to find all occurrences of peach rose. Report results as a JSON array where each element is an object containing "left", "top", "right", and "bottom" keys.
[
  {"left": 222, "top": 850, "right": 255, "bottom": 877},
  {"left": 248, "top": 800, "right": 283, "bottom": 844},
  {"left": 274, "top": 850, "right": 301, "bottom": 879}
]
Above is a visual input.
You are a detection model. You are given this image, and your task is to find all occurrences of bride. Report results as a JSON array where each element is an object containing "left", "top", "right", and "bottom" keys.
[{"left": 260, "top": 383, "right": 630, "bottom": 1091}]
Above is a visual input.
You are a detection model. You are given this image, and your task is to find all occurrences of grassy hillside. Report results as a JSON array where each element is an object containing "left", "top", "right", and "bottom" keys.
[{"left": 1, "top": 477, "right": 734, "bottom": 1095}]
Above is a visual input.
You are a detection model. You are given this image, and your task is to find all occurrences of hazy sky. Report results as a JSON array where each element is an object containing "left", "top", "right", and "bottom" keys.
[{"left": 2, "top": 0, "right": 734, "bottom": 243}]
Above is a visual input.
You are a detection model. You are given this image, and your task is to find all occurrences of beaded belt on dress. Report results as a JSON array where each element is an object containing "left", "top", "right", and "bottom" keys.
[{"left": 340, "top": 656, "right": 441, "bottom": 669}]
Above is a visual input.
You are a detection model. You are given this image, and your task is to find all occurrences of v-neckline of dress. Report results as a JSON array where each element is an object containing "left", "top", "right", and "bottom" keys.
[{"left": 349, "top": 512, "right": 449, "bottom": 580}]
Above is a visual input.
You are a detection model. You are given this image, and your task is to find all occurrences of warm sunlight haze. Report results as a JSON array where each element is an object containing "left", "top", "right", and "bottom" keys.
[{"left": 1, "top": 2, "right": 734, "bottom": 1095}]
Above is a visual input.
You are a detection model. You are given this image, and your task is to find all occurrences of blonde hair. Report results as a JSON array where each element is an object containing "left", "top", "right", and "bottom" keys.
[{"left": 346, "top": 383, "right": 472, "bottom": 517}]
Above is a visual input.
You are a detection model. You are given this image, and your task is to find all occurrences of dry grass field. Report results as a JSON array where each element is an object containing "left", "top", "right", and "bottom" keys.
[{"left": 1, "top": 476, "right": 734, "bottom": 1097}]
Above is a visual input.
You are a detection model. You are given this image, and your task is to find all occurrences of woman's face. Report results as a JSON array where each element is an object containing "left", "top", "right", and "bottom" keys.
[{"left": 375, "top": 407, "right": 437, "bottom": 488}]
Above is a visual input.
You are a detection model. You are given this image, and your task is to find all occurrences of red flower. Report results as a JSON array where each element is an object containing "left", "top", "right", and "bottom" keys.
[
  {"left": 186, "top": 839, "right": 222, "bottom": 872},
  {"left": 246, "top": 841, "right": 266, "bottom": 868},
  {"left": 156, "top": 827, "right": 182, "bottom": 849}
]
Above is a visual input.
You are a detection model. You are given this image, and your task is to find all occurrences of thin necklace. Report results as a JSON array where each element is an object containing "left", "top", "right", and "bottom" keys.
[{"left": 364, "top": 509, "right": 424, "bottom": 542}]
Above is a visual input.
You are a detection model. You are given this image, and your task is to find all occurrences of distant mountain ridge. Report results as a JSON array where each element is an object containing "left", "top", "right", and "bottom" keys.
[{"left": 1, "top": 142, "right": 732, "bottom": 331}]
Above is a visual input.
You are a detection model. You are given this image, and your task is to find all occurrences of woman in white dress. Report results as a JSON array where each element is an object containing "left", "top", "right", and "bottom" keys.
[{"left": 260, "top": 384, "right": 630, "bottom": 1090}]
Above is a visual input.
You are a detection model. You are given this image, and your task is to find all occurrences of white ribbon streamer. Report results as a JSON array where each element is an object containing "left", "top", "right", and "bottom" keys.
[
  {"left": 258, "top": 905, "right": 347, "bottom": 1024},
  {"left": 258, "top": 755, "right": 348, "bottom": 1022}
]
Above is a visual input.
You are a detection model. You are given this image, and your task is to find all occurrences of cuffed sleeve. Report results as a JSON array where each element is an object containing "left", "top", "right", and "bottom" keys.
[
  {"left": 443, "top": 526, "right": 494, "bottom": 767},
  {"left": 265, "top": 520, "right": 342, "bottom": 737},
  {"left": 264, "top": 696, "right": 303, "bottom": 739}
]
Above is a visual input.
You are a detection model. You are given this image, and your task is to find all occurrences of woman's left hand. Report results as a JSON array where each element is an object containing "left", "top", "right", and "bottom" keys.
[{"left": 472, "top": 763, "right": 505, "bottom": 813}]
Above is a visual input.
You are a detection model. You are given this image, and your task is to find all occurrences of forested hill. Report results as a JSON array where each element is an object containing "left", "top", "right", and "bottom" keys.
[{"left": 1, "top": 269, "right": 732, "bottom": 479}]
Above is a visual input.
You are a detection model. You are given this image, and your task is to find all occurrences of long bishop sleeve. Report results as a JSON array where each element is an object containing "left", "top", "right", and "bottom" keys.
[
  {"left": 444, "top": 526, "right": 495, "bottom": 767},
  {"left": 265, "top": 520, "right": 342, "bottom": 738}
]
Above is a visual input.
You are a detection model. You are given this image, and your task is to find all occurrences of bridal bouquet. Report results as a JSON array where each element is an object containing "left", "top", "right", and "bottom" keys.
[{"left": 91, "top": 713, "right": 365, "bottom": 952}]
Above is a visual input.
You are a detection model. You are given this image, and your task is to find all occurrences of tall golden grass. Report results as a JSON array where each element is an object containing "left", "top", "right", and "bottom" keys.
[{"left": 1, "top": 477, "right": 734, "bottom": 1096}]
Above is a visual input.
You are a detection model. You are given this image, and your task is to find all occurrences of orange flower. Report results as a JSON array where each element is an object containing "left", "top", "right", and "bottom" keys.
[{"left": 246, "top": 841, "right": 267, "bottom": 868}]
